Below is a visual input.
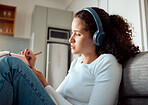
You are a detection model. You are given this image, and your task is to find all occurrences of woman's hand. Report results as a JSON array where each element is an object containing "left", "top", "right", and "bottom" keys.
[
  {"left": 20, "top": 49, "right": 48, "bottom": 87},
  {"left": 20, "top": 48, "right": 36, "bottom": 69},
  {"left": 32, "top": 68, "right": 48, "bottom": 87}
]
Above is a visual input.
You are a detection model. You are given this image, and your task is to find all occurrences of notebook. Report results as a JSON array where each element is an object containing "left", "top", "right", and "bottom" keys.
[{"left": 0, "top": 51, "right": 30, "bottom": 66}]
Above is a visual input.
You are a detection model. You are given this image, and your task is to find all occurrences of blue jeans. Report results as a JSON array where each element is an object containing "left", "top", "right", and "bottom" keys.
[{"left": 0, "top": 56, "right": 55, "bottom": 105}]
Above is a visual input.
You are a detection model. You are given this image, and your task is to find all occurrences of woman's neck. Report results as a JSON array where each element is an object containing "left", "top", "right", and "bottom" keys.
[{"left": 81, "top": 54, "right": 99, "bottom": 64}]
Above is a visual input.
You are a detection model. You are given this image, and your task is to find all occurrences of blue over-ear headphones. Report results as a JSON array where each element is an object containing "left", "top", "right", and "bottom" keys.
[{"left": 83, "top": 7, "right": 105, "bottom": 46}]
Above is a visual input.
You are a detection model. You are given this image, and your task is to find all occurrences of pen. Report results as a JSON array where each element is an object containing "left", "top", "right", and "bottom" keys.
[{"left": 34, "top": 52, "right": 42, "bottom": 56}]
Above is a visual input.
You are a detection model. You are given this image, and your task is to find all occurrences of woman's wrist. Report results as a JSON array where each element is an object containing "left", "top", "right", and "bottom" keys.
[
  {"left": 43, "top": 81, "right": 48, "bottom": 87},
  {"left": 30, "top": 66, "right": 36, "bottom": 70},
  {"left": 31, "top": 68, "right": 48, "bottom": 87}
]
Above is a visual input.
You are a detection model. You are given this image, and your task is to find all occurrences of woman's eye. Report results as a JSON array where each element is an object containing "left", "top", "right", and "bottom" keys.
[
  {"left": 75, "top": 33, "right": 81, "bottom": 36},
  {"left": 71, "top": 32, "right": 81, "bottom": 36}
]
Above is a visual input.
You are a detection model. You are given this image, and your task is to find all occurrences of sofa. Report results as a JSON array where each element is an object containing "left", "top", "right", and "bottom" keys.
[{"left": 117, "top": 51, "right": 148, "bottom": 105}]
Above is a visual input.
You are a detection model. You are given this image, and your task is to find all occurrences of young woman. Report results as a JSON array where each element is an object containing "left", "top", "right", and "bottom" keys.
[{"left": 0, "top": 7, "right": 139, "bottom": 105}]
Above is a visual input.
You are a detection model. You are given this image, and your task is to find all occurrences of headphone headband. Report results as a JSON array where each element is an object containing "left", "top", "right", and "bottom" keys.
[
  {"left": 82, "top": 7, "right": 105, "bottom": 46},
  {"left": 83, "top": 7, "right": 104, "bottom": 32}
]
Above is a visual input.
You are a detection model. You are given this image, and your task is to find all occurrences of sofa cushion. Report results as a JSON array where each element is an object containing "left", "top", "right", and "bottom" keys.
[
  {"left": 118, "top": 52, "right": 148, "bottom": 105},
  {"left": 119, "top": 51, "right": 148, "bottom": 97}
]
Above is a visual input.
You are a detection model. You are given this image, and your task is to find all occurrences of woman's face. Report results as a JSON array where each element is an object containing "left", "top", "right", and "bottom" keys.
[{"left": 69, "top": 17, "right": 96, "bottom": 55}]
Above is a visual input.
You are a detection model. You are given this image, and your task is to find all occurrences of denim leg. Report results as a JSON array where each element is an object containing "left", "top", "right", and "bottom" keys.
[{"left": 0, "top": 56, "right": 55, "bottom": 105}]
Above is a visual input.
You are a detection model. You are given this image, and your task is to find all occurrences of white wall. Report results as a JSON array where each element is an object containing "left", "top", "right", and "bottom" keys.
[
  {"left": 107, "top": 0, "right": 143, "bottom": 51},
  {"left": 98, "top": 0, "right": 108, "bottom": 12},
  {"left": 67, "top": 0, "right": 98, "bottom": 13}
]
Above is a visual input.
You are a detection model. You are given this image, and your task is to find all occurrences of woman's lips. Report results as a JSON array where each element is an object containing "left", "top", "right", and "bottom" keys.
[{"left": 71, "top": 45, "right": 75, "bottom": 49}]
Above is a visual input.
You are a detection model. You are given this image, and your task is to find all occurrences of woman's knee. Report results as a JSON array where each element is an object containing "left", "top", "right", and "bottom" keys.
[
  {"left": 0, "top": 56, "right": 27, "bottom": 71},
  {"left": 0, "top": 56, "right": 20, "bottom": 63},
  {"left": 0, "top": 56, "right": 12, "bottom": 69},
  {"left": 0, "top": 56, "right": 33, "bottom": 82}
]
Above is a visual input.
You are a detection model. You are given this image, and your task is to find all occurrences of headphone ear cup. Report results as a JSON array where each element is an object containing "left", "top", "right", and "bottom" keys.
[{"left": 93, "top": 30, "right": 105, "bottom": 46}]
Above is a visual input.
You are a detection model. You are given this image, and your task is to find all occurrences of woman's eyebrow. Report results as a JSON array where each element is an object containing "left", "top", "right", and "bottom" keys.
[
  {"left": 72, "top": 29, "right": 78, "bottom": 32},
  {"left": 72, "top": 30, "right": 81, "bottom": 32}
]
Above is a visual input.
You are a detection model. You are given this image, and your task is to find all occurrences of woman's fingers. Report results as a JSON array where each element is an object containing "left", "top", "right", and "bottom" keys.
[
  {"left": 19, "top": 48, "right": 36, "bottom": 69},
  {"left": 19, "top": 48, "right": 31, "bottom": 55},
  {"left": 19, "top": 50, "right": 25, "bottom": 55},
  {"left": 24, "top": 48, "right": 32, "bottom": 56},
  {"left": 23, "top": 49, "right": 33, "bottom": 60}
]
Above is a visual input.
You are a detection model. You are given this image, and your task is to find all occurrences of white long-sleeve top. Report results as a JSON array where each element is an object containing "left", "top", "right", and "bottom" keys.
[{"left": 45, "top": 54, "right": 122, "bottom": 105}]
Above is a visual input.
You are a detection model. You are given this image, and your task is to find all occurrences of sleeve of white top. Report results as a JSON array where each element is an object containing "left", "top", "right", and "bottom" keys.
[{"left": 45, "top": 85, "right": 72, "bottom": 105}]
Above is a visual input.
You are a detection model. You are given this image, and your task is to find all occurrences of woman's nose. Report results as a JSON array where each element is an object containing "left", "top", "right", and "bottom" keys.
[{"left": 69, "top": 35, "right": 75, "bottom": 43}]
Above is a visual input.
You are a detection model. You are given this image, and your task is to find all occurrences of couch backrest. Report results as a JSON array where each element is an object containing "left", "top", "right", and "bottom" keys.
[{"left": 118, "top": 52, "right": 148, "bottom": 105}]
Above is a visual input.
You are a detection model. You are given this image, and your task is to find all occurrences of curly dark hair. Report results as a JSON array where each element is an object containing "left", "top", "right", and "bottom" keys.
[{"left": 74, "top": 7, "right": 140, "bottom": 66}]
